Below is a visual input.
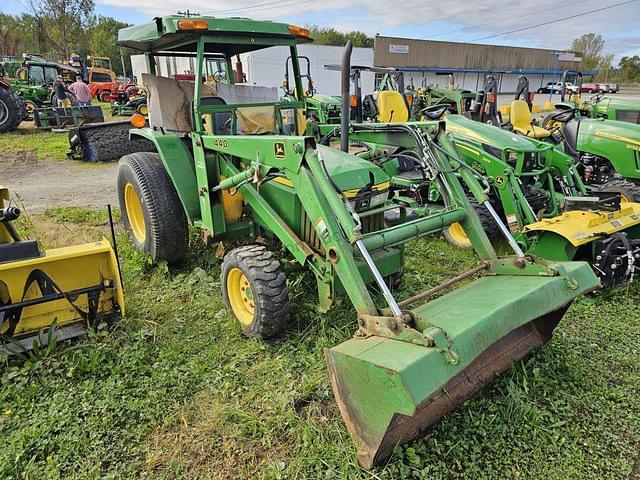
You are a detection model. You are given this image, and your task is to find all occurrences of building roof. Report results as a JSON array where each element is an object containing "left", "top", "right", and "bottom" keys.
[{"left": 374, "top": 35, "right": 583, "bottom": 72}]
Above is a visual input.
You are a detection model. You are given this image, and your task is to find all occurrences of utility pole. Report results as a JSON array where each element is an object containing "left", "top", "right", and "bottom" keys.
[{"left": 120, "top": 48, "right": 127, "bottom": 79}]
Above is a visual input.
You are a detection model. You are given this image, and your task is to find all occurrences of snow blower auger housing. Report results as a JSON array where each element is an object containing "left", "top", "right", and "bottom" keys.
[
  {"left": 114, "top": 18, "right": 599, "bottom": 468},
  {"left": 0, "top": 187, "right": 124, "bottom": 353}
]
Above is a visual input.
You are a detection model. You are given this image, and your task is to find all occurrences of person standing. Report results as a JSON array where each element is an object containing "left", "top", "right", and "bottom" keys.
[
  {"left": 69, "top": 75, "right": 93, "bottom": 107},
  {"left": 54, "top": 76, "right": 69, "bottom": 108}
]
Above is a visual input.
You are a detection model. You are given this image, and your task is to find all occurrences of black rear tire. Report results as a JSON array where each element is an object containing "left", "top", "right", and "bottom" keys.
[
  {"left": 117, "top": 152, "right": 189, "bottom": 264},
  {"left": 598, "top": 179, "right": 640, "bottom": 202},
  {"left": 0, "top": 87, "right": 24, "bottom": 133},
  {"left": 221, "top": 245, "right": 290, "bottom": 339}
]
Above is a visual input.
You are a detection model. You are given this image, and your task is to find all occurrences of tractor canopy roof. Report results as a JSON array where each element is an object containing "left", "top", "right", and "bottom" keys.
[{"left": 117, "top": 15, "right": 313, "bottom": 57}]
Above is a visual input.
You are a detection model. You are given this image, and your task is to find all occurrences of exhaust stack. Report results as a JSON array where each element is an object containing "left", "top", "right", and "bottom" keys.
[{"left": 340, "top": 41, "right": 353, "bottom": 153}]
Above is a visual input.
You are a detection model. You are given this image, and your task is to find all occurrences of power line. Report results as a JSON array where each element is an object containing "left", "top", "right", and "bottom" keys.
[
  {"left": 202, "top": 0, "right": 310, "bottom": 15},
  {"left": 429, "top": 0, "right": 591, "bottom": 38},
  {"left": 471, "top": 0, "right": 639, "bottom": 41}
]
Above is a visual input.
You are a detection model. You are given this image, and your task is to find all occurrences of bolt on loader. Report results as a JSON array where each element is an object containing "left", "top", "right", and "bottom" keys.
[
  {"left": 0, "top": 187, "right": 124, "bottom": 354},
  {"left": 113, "top": 16, "right": 599, "bottom": 468}
]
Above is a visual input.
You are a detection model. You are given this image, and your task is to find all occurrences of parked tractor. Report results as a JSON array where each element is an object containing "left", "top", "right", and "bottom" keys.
[
  {"left": 112, "top": 16, "right": 599, "bottom": 468},
  {"left": 2, "top": 54, "right": 79, "bottom": 114},
  {"left": 548, "top": 71, "right": 640, "bottom": 125},
  {"left": 413, "top": 74, "right": 640, "bottom": 200},
  {"left": 0, "top": 80, "right": 25, "bottom": 133},
  {"left": 282, "top": 55, "right": 341, "bottom": 124},
  {"left": 311, "top": 55, "right": 640, "bottom": 292}
]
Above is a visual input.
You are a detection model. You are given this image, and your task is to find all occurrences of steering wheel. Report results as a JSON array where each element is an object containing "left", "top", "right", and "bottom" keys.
[
  {"left": 551, "top": 109, "right": 575, "bottom": 123},
  {"left": 419, "top": 103, "right": 449, "bottom": 120}
]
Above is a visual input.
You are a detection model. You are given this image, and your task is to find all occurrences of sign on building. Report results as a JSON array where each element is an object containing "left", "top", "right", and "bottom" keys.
[{"left": 389, "top": 44, "right": 409, "bottom": 54}]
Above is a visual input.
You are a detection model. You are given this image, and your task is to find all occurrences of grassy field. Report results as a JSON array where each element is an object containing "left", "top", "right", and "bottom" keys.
[
  {"left": 2, "top": 99, "right": 639, "bottom": 479},
  {"left": 1, "top": 208, "right": 639, "bottom": 480}
]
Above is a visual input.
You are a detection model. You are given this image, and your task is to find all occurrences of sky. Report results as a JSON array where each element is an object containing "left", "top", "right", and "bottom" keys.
[{"left": 1, "top": 0, "right": 639, "bottom": 61}]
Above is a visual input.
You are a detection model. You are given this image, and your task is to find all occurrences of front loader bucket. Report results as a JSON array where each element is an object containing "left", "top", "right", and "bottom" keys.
[
  {"left": 0, "top": 239, "right": 124, "bottom": 353},
  {"left": 325, "top": 261, "right": 597, "bottom": 468}
]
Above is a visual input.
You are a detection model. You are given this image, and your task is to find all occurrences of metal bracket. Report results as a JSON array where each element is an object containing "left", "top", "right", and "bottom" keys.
[{"left": 356, "top": 313, "right": 460, "bottom": 365}]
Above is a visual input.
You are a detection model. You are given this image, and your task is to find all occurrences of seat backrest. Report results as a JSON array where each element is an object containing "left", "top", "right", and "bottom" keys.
[
  {"left": 510, "top": 100, "right": 533, "bottom": 130},
  {"left": 376, "top": 91, "right": 409, "bottom": 123}
]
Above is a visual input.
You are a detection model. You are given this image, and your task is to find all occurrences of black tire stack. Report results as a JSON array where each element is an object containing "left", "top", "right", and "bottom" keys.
[{"left": 78, "top": 122, "right": 154, "bottom": 162}]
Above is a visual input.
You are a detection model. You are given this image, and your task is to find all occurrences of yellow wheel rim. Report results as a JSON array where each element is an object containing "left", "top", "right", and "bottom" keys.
[
  {"left": 124, "top": 183, "right": 146, "bottom": 243},
  {"left": 447, "top": 222, "right": 471, "bottom": 248},
  {"left": 226, "top": 267, "right": 255, "bottom": 326},
  {"left": 138, "top": 104, "right": 148, "bottom": 115},
  {"left": 25, "top": 101, "right": 36, "bottom": 113}
]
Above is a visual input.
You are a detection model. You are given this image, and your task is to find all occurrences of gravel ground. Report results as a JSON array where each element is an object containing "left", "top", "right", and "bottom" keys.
[{"left": 1, "top": 150, "right": 117, "bottom": 212}]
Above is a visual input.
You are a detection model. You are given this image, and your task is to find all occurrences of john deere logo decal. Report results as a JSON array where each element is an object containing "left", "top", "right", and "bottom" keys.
[{"left": 274, "top": 142, "right": 285, "bottom": 158}]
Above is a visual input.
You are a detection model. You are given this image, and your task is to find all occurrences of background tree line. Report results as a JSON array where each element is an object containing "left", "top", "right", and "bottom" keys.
[{"left": 0, "top": 0, "right": 131, "bottom": 76}]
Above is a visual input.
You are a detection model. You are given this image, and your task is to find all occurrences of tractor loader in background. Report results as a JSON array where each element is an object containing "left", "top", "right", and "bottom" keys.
[
  {"left": 314, "top": 47, "right": 640, "bottom": 292},
  {"left": 112, "top": 18, "right": 598, "bottom": 468},
  {"left": 0, "top": 187, "right": 124, "bottom": 353}
]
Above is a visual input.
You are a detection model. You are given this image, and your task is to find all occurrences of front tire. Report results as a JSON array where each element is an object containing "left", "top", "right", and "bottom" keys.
[
  {"left": 598, "top": 179, "right": 640, "bottom": 202},
  {"left": 117, "top": 152, "right": 189, "bottom": 264},
  {"left": 221, "top": 245, "right": 290, "bottom": 339}
]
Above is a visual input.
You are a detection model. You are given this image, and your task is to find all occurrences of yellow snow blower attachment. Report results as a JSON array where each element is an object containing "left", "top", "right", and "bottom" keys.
[{"left": 0, "top": 187, "right": 124, "bottom": 353}]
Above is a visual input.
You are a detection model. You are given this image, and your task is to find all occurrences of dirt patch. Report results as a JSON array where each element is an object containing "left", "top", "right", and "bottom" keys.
[{"left": 1, "top": 150, "right": 117, "bottom": 212}]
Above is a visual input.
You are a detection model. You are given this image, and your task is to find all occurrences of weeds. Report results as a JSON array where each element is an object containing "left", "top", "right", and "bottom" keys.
[{"left": 0, "top": 212, "right": 639, "bottom": 479}]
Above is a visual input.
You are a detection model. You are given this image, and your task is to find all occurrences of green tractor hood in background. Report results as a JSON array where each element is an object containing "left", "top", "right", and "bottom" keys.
[
  {"left": 445, "top": 114, "right": 542, "bottom": 152},
  {"left": 315, "top": 144, "right": 390, "bottom": 194}
]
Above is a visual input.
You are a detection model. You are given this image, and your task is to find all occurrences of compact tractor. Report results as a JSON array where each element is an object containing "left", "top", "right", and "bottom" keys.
[
  {"left": 0, "top": 187, "right": 124, "bottom": 353},
  {"left": 282, "top": 55, "right": 341, "bottom": 124},
  {"left": 413, "top": 74, "right": 640, "bottom": 201},
  {"left": 113, "top": 16, "right": 599, "bottom": 468},
  {"left": 548, "top": 71, "right": 640, "bottom": 125},
  {"left": 311, "top": 57, "right": 640, "bottom": 292}
]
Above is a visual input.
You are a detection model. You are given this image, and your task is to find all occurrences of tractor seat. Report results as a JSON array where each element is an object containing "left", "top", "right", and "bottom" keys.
[
  {"left": 376, "top": 91, "right": 409, "bottom": 123},
  {"left": 510, "top": 100, "right": 551, "bottom": 139}
]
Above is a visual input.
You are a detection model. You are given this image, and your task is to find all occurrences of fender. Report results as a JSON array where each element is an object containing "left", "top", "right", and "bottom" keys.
[{"left": 130, "top": 128, "right": 201, "bottom": 220}]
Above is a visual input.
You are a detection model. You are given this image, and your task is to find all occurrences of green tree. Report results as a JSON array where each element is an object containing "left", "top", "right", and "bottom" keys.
[
  {"left": 619, "top": 56, "right": 640, "bottom": 82},
  {"left": 571, "top": 33, "right": 605, "bottom": 71},
  {"left": 307, "top": 25, "right": 373, "bottom": 48},
  {"left": 90, "top": 16, "right": 131, "bottom": 76},
  {"left": 27, "top": 0, "right": 95, "bottom": 58}
]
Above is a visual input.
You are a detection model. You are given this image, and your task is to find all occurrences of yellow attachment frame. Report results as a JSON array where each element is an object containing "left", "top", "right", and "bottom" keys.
[
  {"left": 523, "top": 201, "right": 640, "bottom": 247},
  {"left": 0, "top": 240, "right": 124, "bottom": 339}
]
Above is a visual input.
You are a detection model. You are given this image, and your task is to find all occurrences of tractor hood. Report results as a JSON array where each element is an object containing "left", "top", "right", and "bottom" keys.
[
  {"left": 593, "top": 96, "right": 640, "bottom": 116},
  {"left": 311, "top": 94, "right": 342, "bottom": 106},
  {"left": 577, "top": 117, "right": 640, "bottom": 151},
  {"left": 316, "top": 144, "right": 390, "bottom": 197},
  {"left": 446, "top": 114, "right": 540, "bottom": 152}
]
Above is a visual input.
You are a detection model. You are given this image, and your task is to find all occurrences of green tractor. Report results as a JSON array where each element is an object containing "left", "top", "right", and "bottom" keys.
[
  {"left": 2, "top": 54, "right": 79, "bottom": 116},
  {"left": 282, "top": 55, "right": 341, "bottom": 124},
  {"left": 313, "top": 55, "right": 640, "bottom": 292},
  {"left": 114, "top": 17, "right": 598, "bottom": 468},
  {"left": 549, "top": 71, "right": 640, "bottom": 124},
  {"left": 440, "top": 114, "right": 640, "bottom": 290},
  {"left": 506, "top": 77, "right": 640, "bottom": 200},
  {"left": 414, "top": 74, "right": 640, "bottom": 200}
]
